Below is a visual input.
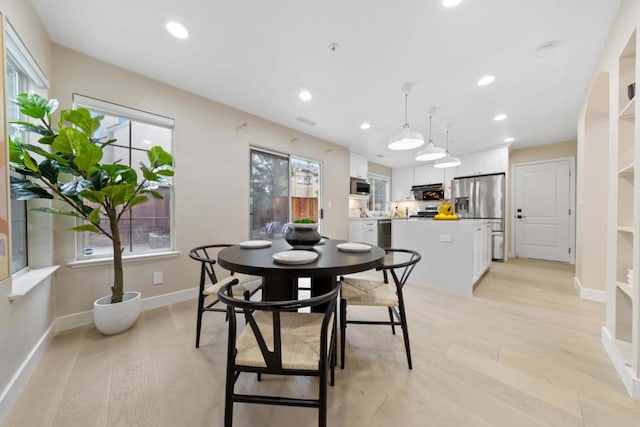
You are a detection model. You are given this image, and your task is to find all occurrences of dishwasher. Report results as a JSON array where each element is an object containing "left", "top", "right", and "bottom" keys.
[{"left": 377, "top": 219, "right": 392, "bottom": 248}]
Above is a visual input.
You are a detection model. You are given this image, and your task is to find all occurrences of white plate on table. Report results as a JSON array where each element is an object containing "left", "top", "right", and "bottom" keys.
[
  {"left": 337, "top": 242, "right": 372, "bottom": 253},
  {"left": 240, "top": 240, "right": 272, "bottom": 249},
  {"left": 272, "top": 250, "right": 318, "bottom": 265}
]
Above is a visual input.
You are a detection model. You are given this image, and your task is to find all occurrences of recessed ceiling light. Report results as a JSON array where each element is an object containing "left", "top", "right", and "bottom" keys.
[
  {"left": 442, "top": 0, "right": 463, "bottom": 7},
  {"left": 165, "top": 21, "right": 189, "bottom": 39},
  {"left": 360, "top": 122, "right": 371, "bottom": 130},
  {"left": 504, "top": 137, "right": 515, "bottom": 143},
  {"left": 477, "top": 75, "right": 496, "bottom": 86},
  {"left": 493, "top": 113, "right": 508, "bottom": 121},
  {"left": 299, "top": 90, "right": 312, "bottom": 101}
]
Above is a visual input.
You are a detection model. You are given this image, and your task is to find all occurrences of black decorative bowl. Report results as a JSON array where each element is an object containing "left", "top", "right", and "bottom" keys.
[{"left": 285, "top": 223, "right": 321, "bottom": 249}]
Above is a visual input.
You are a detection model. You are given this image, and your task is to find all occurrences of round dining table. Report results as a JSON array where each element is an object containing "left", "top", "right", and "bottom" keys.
[{"left": 218, "top": 239, "right": 385, "bottom": 310}]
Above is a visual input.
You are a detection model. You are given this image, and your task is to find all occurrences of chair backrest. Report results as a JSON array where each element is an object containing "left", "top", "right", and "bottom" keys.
[
  {"left": 188, "top": 244, "right": 232, "bottom": 287},
  {"left": 378, "top": 248, "right": 421, "bottom": 291},
  {"left": 218, "top": 281, "right": 339, "bottom": 370}
]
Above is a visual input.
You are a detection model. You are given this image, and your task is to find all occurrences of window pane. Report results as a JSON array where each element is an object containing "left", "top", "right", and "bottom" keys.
[
  {"left": 250, "top": 150, "right": 289, "bottom": 239},
  {"left": 131, "top": 121, "right": 171, "bottom": 152},
  {"left": 368, "top": 176, "right": 389, "bottom": 212},
  {"left": 78, "top": 101, "right": 174, "bottom": 259},
  {"left": 290, "top": 157, "right": 320, "bottom": 222},
  {"left": 6, "top": 59, "right": 28, "bottom": 273}
]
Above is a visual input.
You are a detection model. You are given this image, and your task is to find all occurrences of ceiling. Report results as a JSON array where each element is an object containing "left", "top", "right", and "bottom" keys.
[{"left": 31, "top": 0, "right": 619, "bottom": 168}]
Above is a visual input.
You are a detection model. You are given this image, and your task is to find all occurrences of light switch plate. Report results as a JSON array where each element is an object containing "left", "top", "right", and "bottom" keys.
[
  {"left": 439, "top": 234, "right": 452, "bottom": 243},
  {"left": 153, "top": 271, "right": 163, "bottom": 285}
]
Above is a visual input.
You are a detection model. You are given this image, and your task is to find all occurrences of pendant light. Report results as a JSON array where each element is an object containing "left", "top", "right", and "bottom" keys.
[
  {"left": 434, "top": 129, "right": 461, "bottom": 168},
  {"left": 388, "top": 89, "right": 424, "bottom": 151},
  {"left": 415, "top": 114, "right": 446, "bottom": 161}
]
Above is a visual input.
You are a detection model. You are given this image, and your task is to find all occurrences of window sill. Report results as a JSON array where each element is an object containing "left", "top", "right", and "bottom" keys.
[
  {"left": 8, "top": 266, "right": 60, "bottom": 302},
  {"left": 67, "top": 250, "right": 181, "bottom": 269}
]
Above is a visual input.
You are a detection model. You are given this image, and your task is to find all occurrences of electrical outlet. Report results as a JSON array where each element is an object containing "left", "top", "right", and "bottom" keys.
[
  {"left": 152, "top": 271, "right": 163, "bottom": 285},
  {"left": 439, "top": 234, "right": 452, "bottom": 243}
]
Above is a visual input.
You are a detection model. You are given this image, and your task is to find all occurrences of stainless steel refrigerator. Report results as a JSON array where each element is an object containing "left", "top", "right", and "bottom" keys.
[{"left": 452, "top": 173, "right": 505, "bottom": 260}]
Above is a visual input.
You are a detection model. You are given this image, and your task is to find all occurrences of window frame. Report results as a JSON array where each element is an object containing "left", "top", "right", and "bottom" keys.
[{"left": 71, "top": 94, "right": 176, "bottom": 261}]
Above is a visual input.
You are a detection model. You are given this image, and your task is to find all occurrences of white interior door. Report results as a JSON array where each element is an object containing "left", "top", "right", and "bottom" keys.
[{"left": 514, "top": 160, "right": 571, "bottom": 262}]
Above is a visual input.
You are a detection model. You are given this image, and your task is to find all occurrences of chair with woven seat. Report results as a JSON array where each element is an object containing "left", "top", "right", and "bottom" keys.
[
  {"left": 189, "top": 244, "right": 263, "bottom": 348},
  {"left": 339, "top": 248, "right": 421, "bottom": 369},
  {"left": 218, "top": 280, "right": 339, "bottom": 427}
]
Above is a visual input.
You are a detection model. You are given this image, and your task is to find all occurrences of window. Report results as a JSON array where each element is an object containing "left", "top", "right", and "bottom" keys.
[
  {"left": 368, "top": 174, "right": 390, "bottom": 213},
  {"left": 5, "top": 20, "right": 48, "bottom": 275},
  {"left": 73, "top": 95, "right": 174, "bottom": 259},
  {"left": 249, "top": 149, "right": 321, "bottom": 239},
  {"left": 6, "top": 58, "right": 28, "bottom": 273}
]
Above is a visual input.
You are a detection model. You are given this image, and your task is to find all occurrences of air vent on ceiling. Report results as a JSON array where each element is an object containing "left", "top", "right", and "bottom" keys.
[{"left": 296, "top": 116, "right": 317, "bottom": 127}]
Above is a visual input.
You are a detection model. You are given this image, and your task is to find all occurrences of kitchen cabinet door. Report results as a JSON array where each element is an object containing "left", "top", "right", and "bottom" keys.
[
  {"left": 350, "top": 152, "right": 368, "bottom": 179},
  {"left": 415, "top": 164, "right": 444, "bottom": 186},
  {"left": 478, "top": 148, "right": 507, "bottom": 174},
  {"left": 392, "top": 167, "right": 414, "bottom": 201}
]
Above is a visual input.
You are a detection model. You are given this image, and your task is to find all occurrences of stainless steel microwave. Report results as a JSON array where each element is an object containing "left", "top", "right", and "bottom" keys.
[{"left": 350, "top": 177, "right": 370, "bottom": 195}]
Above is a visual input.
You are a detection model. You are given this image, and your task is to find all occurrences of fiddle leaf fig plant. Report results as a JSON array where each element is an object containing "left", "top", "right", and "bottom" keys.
[{"left": 9, "top": 93, "right": 173, "bottom": 303}]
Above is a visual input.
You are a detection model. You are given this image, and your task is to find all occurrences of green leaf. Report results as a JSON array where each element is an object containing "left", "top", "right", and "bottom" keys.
[
  {"left": 58, "top": 164, "right": 81, "bottom": 176},
  {"left": 31, "top": 207, "right": 81, "bottom": 217},
  {"left": 10, "top": 93, "right": 53, "bottom": 119},
  {"left": 9, "top": 137, "right": 24, "bottom": 163},
  {"left": 80, "top": 190, "right": 105, "bottom": 204},
  {"left": 9, "top": 121, "right": 54, "bottom": 136},
  {"left": 52, "top": 128, "right": 83, "bottom": 155},
  {"left": 148, "top": 146, "right": 172, "bottom": 167},
  {"left": 46, "top": 99, "right": 59, "bottom": 116},
  {"left": 59, "top": 108, "right": 102, "bottom": 136},
  {"left": 140, "top": 164, "right": 159, "bottom": 181},
  {"left": 119, "top": 167, "right": 137, "bottom": 184},
  {"left": 87, "top": 207, "right": 101, "bottom": 225},
  {"left": 59, "top": 179, "right": 92, "bottom": 197},
  {"left": 38, "top": 135, "right": 55, "bottom": 145},
  {"left": 102, "top": 164, "right": 130, "bottom": 177},
  {"left": 155, "top": 169, "right": 174, "bottom": 176},
  {"left": 39, "top": 159, "right": 59, "bottom": 183},
  {"left": 21, "top": 149, "right": 38, "bottom": 172},
  {"left": 89, "top": 169, "right": 109, "bottom": 190},
  {"left": 10, "top": 178, "right": 53, "bottom": 200},
  {"left": 127, "top": 195, "right": 148, "bottom": 209},
  {"left": 141, "top": 189, "right": 164, "bottom": 199},
  {"left": 68, "top": 224, "right": 100, "bottom": 233},
  {"left": 102, "top": 184, "right": 136, "bottom": 206},
  {"left": 72, "top": 138, "right": 103, "bottom": 172},
  {"left": 22, "top": 144, "right": 67, "bottom": 163}
]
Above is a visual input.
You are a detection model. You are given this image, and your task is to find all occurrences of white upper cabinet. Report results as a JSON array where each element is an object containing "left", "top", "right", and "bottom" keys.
[
  {"left": 453, "top": 147, "right": 508, "bottom": 178},
  {"left": 392, "top": 167, "right": 414, "bottom": 201},
  {"left": 350, "top": 152, "right": 368, "bottom": 179},
  {"left": 414, "top": 164, "right": 443, "bottom": 185}
]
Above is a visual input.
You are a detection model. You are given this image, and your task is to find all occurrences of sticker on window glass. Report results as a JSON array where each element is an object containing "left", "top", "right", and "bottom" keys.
[{"left": 83, "top": 248, "right": 94, "bottom": 256}]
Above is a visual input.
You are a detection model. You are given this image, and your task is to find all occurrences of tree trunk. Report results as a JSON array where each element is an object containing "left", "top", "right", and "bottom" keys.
[{"left": 108, "top": 207, "right": 124, "bottom": 304}]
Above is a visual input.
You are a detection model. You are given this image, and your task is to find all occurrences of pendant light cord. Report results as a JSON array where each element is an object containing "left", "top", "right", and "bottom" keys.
[
  {"left": 429, "top": 115, "right": 432, "bottom": 140},
  {"left": 445, "top": 129, "right": 449, "bottom": 151},
  {"left": 404, "top": 93, "right": 409, "bottom": 126}
]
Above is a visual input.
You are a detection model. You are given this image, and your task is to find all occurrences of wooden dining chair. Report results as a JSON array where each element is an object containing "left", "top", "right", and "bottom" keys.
[
  {"left": 218, "top": 280, "right": 339, "bottom": 427},
  {"left": 188, "top": 244, "right": 263, "bottom": 348},
  {"left": 339, "top": 248, "right": 421, "bottom": 369}
]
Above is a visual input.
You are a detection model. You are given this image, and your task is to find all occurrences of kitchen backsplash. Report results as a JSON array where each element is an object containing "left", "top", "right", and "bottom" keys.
[{"left": 349, "top": 196, "right": 439, "bottom": 218}]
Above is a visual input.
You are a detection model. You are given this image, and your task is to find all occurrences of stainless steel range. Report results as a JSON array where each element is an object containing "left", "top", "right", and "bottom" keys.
[{"left": 409, "top": 206, "right": 439, "bottom": 218}]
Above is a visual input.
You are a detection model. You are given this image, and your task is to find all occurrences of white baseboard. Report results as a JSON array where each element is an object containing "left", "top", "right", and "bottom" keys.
[
  {"left": 0, "top": 324, "right": 55, "bottom": 424},
  {"left": 54, "top": 287, "right": 199, "bottom": 334},
  {"left": 573, "top": 276, "right": 606, "bottom": 303},
  {"left": 601, "top": 327, "right": 640, "bottom": 400}
]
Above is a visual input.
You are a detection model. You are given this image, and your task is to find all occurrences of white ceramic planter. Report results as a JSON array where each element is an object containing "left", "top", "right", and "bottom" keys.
[{"left": 93, "top": 291, "right": 142, "bottom": 335}]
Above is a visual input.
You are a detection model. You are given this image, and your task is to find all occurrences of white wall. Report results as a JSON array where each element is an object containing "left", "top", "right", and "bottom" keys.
[
  {"left": 49, "top": 44, "right": 351, "bottom": 317},
  {"left": 0, "top": 0, "right": 54, "bottom": 420}
]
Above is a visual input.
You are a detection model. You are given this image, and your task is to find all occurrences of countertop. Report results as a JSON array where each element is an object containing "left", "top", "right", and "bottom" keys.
[{"left": 349, "top": 216, "right": 408, "bottom": 221}]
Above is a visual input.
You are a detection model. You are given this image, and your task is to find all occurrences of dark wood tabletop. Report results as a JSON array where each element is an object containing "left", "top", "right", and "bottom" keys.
[{"left": 217, "top": 239, "right": 385, "bottom": 278}]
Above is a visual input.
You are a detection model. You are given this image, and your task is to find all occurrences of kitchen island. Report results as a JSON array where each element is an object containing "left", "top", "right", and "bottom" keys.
[{"left": 392, "top": 218, "right": 492, "bottom": 296}]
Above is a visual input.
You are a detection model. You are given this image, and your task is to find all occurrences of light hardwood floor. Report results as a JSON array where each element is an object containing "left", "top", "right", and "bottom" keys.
[{"left": 4, "top": 258, "right": 640, "bottom": 426}]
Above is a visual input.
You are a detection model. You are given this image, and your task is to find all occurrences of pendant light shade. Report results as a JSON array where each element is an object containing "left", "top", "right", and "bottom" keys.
[
  {"left": 415, "top": 114, "right": 446, "bottom": 161},
  {"left": 388, "top": 92, "right": 424, "bottom": 150},
  {"left": 433, "top": 129, "right": 461, "bottom": 168}
]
